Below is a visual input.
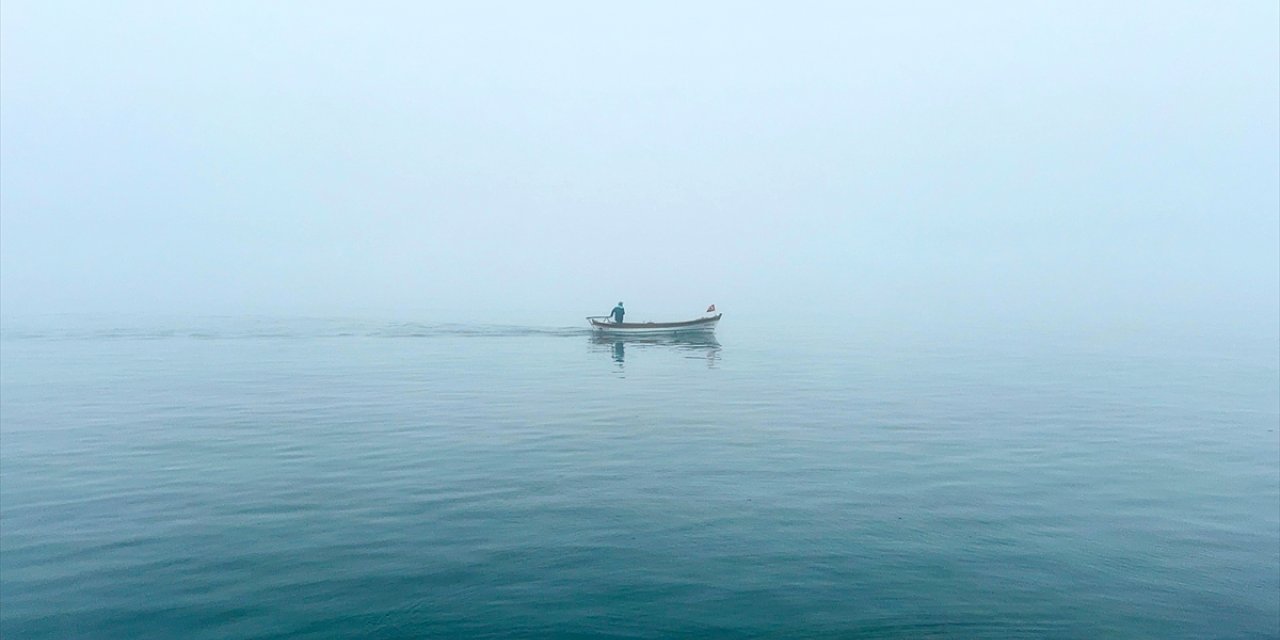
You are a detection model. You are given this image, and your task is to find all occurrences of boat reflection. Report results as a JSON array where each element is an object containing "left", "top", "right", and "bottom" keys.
[{"left": 590, "top": 332, "right": 722, "bottom": 368}]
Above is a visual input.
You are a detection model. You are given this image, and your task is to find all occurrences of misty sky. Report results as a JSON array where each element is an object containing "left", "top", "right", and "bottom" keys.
[{"left": 2, "top": 1, "right": 1277, "bottom": 330}]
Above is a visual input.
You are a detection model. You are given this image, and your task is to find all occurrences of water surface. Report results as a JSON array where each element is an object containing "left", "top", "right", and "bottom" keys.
[{"left": 2, "top": 317, "right": 1276, "bottom": 638}]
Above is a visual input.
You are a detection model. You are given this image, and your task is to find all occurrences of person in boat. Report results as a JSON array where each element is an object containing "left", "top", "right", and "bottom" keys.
[{"left": 610, "top": 302, "right": 625, "bottom": 324}]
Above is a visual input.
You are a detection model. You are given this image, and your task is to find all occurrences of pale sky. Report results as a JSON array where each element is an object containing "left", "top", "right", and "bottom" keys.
[{"left": 2, "top": 1, "right": 1277, "bottom": 332}]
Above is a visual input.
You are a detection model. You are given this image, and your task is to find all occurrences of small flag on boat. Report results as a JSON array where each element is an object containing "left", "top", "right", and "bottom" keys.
[{"left": 706, "top": 304, "right": 716, "bottom": 313}]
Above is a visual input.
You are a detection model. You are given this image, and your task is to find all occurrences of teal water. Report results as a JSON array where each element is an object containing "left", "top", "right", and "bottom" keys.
[{"left": 1, "top": 317, "right": 1277, "bottom": 639}]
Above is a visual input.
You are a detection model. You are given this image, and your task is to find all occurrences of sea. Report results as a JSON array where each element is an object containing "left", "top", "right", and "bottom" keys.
[{"left": 1, "top": 315, "right": 1277, "bottom": 639}]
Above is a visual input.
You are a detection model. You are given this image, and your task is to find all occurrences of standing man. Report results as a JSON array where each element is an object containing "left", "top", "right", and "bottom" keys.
[{"left": 610, "top": 302, "right": 625, "bottom": 324}]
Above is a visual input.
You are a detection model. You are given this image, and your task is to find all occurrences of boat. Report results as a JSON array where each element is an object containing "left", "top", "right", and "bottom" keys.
[{"left": 586, "top": 313, "right": 721, "bottom": 335}]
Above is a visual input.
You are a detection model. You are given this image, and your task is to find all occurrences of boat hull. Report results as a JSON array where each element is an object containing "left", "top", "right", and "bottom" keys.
[{"left": 588, "top": 313, "right": 721, "bottom": 335}]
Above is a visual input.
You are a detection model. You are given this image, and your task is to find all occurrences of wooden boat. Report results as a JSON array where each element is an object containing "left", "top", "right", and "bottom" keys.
[{"left": 587, "top": 313, "right": 721, "bottom": 335}]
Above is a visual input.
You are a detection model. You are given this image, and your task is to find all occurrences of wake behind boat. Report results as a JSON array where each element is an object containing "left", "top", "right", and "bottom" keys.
[{"left": 587, "top": 313, "right": 721, "bottom": 335}]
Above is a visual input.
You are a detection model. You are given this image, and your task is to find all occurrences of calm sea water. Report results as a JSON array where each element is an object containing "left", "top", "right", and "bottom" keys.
[{"left": 1, "top": 316, "right": 1277, "bottom": 639}]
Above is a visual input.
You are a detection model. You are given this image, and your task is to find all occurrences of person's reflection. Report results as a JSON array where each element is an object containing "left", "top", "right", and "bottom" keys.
[{"left": 612, "top": 340, "right": 625, "bottom": 363}]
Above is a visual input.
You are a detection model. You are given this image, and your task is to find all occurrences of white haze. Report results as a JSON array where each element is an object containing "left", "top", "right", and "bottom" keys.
[{"left": 2, "top": 1, "right": 1277, "bottom": 336}]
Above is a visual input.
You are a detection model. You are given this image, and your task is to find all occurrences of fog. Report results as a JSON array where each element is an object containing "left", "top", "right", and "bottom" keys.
[{"left": 2, "top": 1, "right": 1276, "bottom": 334}]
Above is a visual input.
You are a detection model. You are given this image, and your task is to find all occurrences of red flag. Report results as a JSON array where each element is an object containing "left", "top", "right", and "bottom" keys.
[{"left": 706, "top": 304, "right": 716, "bottom": 313}]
